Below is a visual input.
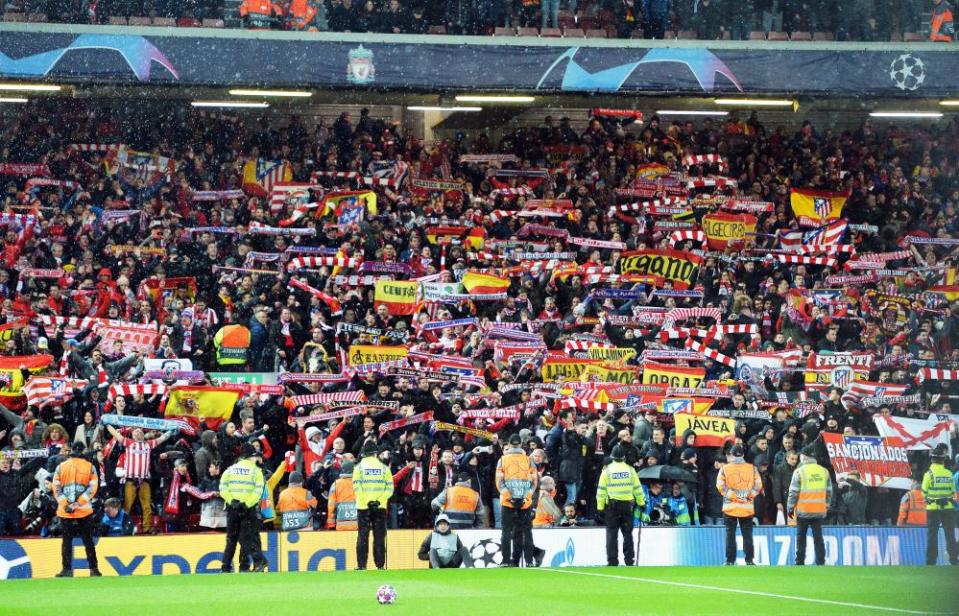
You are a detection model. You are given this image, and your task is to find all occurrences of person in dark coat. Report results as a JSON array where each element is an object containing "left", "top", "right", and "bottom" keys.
[
  {"left": 247, "top": 309, "right": 270, "bottom": 371},
  {"left": 771, "top": 450, "right": 800, "bottom": 521},
  {"left": 836, "top": 471, "right": 868, "bottom": 524},
  {"left": 558, "top": 419, "right": 589, "bottom": 508}
]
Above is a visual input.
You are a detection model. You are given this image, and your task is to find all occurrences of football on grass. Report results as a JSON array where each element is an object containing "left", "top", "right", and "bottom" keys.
[{"left": 376, "top": 584, "right": 397, "bottom": 605}]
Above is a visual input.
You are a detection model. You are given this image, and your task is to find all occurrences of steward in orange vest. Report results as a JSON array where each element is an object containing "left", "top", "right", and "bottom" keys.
[
  {"left": 53, "top": 442, "right": 101, "bottom": 577},
  {"left": 787, "top": 450, "right": 833, "bottom": 566},
  {"left": 533, "top": 476, "right": 563, "bottom": 528},
  {"left": 326, "top": 461, "right": 358, "bottom": 530},
  {"left": 277, "top": 471, "right": 318, "bottom": 530},
  {"left": 897, "top": 483, "right": 927, "bottom": 526},
  {"left": 431, "top": 473, "right": 484, "bottom": 529},
  {"left": 240, "top": 0, "right": 280, "bottom": 28},
  {"left": 286, "top": 0, "right": 319, "bottom": 30},
  {"left": 930, "top": 0, "right": 955, "bottom": 41},
  {"left": 716, "top": 444, "right": 762, "bottom": 565}
]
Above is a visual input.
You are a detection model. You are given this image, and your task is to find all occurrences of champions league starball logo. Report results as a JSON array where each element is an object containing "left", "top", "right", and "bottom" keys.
[
  {"left": 0, "top": 541, "right": 32, "bottom": 579},
  {"left": 469, "top": 539, "right": 503, "bottom": 568},
  {"left": 889, "top": 54, "right": 925, "bottom": 91}
]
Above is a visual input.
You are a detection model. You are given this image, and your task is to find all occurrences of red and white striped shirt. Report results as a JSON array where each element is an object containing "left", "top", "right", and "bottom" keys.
[{"left": 120, "top": 438, "right": 158, "bottom": 480}]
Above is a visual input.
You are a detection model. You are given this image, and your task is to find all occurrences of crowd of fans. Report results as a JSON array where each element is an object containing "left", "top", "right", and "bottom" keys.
[
  {"left": 0, "top": 100, "right": 958, "bottom": 541},
  {"left": 5, "top": 0, "right": 955, "bottom": 42}
]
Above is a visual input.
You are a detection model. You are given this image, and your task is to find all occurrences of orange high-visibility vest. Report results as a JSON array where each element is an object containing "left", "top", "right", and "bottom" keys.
[
  {"left": 931, "top": 5, "right": 955, "bottom": 41},
  {"left": 794, "top": 463, "right": 829, "bottom": 518},
  {"left": 287, "top": 0, "right": 317, "bottom": 29},
  {"left": 497, "top": 451, "right": 536, "bottom": 509},
  {"left": 240, "top": 0, "right": 271, "bottom": 16},
  {"left": 444, "top": 485, "right": 479, "bottom": 528},
  {"left": 716, "top": 461, "right": 760, "bottom": 518},
  {"left": 533, "top": 490, "right": 557, "bottom": 527},
  {"left": 327, "top": 476, "right": 357, "bottom": 530},
  {"left": 897, "top": 489, "right": 927, "bottom": 526},
  {"left": 53, "top": 456, "right": 98, "bottom": 519}
]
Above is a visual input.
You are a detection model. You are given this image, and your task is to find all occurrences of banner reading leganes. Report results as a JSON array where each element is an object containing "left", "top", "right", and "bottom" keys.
[{"left": 619, "top": 249, "right": 702, "bottom": 289}]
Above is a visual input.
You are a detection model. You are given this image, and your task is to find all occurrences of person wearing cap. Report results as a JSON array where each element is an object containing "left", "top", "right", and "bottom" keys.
[
  {"left": 416, "top": 514, "right": 474, "bottom": 568},
  {"left": 395, "top": 438, "right": 431, "bottom": 529},
  {"left": 353, "top": 441, "right": 393, "bottom": 570},
  {"left": 431, "top": 472, "right": 483, "bottom": 529},
  {"left": 53, "top": 441, "right": 101, "bottom": 577},
  {"left": 716, "top": 443, "right": 762, "bottom": 566},
  {"left": 218, "top": 443, "right": 268, "bottom": 573},
  {"left": 495, "top": 432, "right": 538, "bottom": 567},
  {"left": 596, "top": 444, "right": 645, "bottom": 566},
  {"left": 787, "top": 447, "right": 833, "bottom": 565},
  {"left": 921, "top": 443, "right": 958, "bottom": 565},
  {"left": 277, "top": 471, "right": 318, "bottom": 531},
  {"left": 327, "top": 460, "right": 357, "bottom": 530}
]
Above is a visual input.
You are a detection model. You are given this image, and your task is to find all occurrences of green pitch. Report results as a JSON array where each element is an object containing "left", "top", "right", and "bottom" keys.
[{"left": 2, "top": 566, "right": 956, "bottom": 616}]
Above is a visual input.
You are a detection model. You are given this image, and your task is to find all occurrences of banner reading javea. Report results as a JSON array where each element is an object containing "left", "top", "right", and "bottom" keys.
[{"left": 0, "top": 526, "right": 952, "bottom": 579}]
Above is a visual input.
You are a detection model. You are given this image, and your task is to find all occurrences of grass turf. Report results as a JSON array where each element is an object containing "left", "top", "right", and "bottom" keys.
[{"left": 2, "top": 566, "right": 956, "bottom": 616}]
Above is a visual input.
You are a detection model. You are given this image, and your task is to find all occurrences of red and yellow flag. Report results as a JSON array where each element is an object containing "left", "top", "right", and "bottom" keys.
[
  {"left": 673, "top": 413, "right": 735, "bottom": 447},
  {"left": 374, "top": 280, "right": 420, "bottom": 316},
  {"left": 789, "top": 188, "right": 847, "bottom": 226},
  {"left": 462, "top": 272, "right": 510, "bottom": 295},
  {"left": 0, "top": 354, "right": 54, "bottom": 410},
  {"left": 641, "top": 363, "right": 705, "bottom": 388},
  {"left": 702, "top": 212, "right": 757, "bottom": 250},
  {"left": 164, "top": 385, "right": 244, "bottom": 429}
]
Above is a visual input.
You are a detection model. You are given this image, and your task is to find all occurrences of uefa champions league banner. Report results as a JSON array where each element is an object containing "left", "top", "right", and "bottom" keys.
[
  {"left": 458, "top": 526, "right": 951, "bottom": 568},
  {"left": 0, "top": 27, "right": 956, "bottom": 95},
  {"left": 2, "top": 527, "right": 949, "bottom": 578}
]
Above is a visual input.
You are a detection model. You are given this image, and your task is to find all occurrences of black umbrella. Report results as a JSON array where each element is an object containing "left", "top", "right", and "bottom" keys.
[{"left": 637, "top": 464, "right": 698, "bottom": 483}]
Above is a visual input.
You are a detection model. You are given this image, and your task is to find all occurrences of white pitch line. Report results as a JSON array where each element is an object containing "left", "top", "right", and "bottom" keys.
[{"left": 542, "top": 568, "right": 945, "bottom": 615}]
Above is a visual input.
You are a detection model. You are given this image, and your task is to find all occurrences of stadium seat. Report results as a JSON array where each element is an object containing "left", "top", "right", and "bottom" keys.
[
  {"left": 888, "top": 32, "right": 904, "bottom": 41},
  {"left": 585, "top": 28, "right": 607, "bottom": 38},
  {"left": 2, "top": 12, "right": 26, "bottom": 21},
  {"left": 812, "top": 31, "right": 835, "bottom": 40},
  {"left": 563, "top": 27, "right": 586, "bottom": 37},
  {"left": 677, "top": 30, "right": 698, "bottom": 39},
  {"left": 630, "top": 29, "right": 645, "bottom": 38},
  {"left": 176, "top": 17, "right": 201, "bottom": 26},
  {"left": 663, "top": 30, "right": 677, "bottom": 39},
  {"left": 722, "top": 30, "right": 730, "bottom": 39},
  {"left": 493, "top": 26, "right": 515, "bottom": 36},
  {"left": 540, "top": 27, "right": 563, "bottom": 37},
  {"left": 748, "top": 30, "right": 766, "bottom": 40},
  {"left": 577, "top": 17, "right": 598, "bottom": 29},
  {"left": 790, "top": 31, "right": 812, "bottom": 41},
  {"left": 428, "top": 25, "right": 447, "bottom": 34},
  {"left": 902, "top": 31, "right": 924, "bottom": 41},
  {"left": 128, "top": 16, "right": 151, "bottom": 25},
  {"left": 767, "top": 31, "right": 789, "bottom": 40},
  {"left": 26, "top": 12, "right": 46, "bottom": 21},
  {"left": 152, "top": 17, "right": 176, "bottom": 26},
  {"left": 201, "top": 18, "right": 225, "bottom": 27},
  {"left": 107, "top": 15, "right": 128, "bottom": 25},
  {"left": 516, "top": 27, "right": 539, "bottom": 37}
]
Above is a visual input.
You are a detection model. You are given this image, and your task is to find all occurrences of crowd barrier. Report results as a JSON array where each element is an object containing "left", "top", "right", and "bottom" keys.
[{"left": 1, "top": 525, "right": 953, "bottom": 579}]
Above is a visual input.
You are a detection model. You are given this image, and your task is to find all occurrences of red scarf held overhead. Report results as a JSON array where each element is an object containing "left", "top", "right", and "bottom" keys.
[{"left": 165, "top": 470, "right": 193, "bottom": 515}]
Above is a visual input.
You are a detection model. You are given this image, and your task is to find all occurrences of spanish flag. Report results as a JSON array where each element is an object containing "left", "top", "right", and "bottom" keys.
[
  {"left": 0, "top": 354, "right": 54, "bottom": 410},
  {"left": 426, "top": 226, "right": 468, "bottom": 245},
  {"left": 462, "top": 272, "right": 510, "bottom": 295},
  {"left": 928, "top": 285, "right": 959, "bottom": 302},
  {"left": 374, "top": 280, "right": 421, "bottom": 316},
  {"left": 164, "top": 385, "right": 244, "bottom": 429},
  {"left": 789, "top": 188, "right": 848, "bottom": 226}
]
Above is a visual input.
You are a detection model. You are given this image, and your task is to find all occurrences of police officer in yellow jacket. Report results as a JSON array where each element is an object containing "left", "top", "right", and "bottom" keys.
[
  {"left": 596, "top": 444, "right": 645, "bottom": 566},
  {"left": 353, "top": 443, "right": 393, "bottom": 570},
  {"left": 922, "top": 443, "right": 958, "bottom": 565},
  {"left": 219, "top": 443, "right": 267, "bottom": 573}
]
